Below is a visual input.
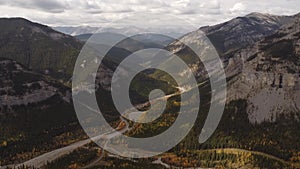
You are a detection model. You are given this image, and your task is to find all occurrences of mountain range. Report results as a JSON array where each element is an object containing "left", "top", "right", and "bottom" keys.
[{"left": 0, "top": 12, "right": 299, "bottom": 169}]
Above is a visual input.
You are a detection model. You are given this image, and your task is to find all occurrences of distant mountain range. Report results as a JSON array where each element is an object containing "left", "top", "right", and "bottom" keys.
[
  {"left": 53, "top": 26, "right": 99, "bottom": 36},
  {"left": 53, "top": 25, "right": 187, "bottom": 38}
]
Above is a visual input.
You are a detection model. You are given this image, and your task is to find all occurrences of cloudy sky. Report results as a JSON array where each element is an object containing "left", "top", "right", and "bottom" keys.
[{"left": 0, "top": 0, "right": 299, "bottom": 28}]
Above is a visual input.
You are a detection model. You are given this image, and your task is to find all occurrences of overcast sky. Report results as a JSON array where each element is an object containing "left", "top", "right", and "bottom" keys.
[{"left": 0, "top": 0, "right": 299, "bottom": 28}]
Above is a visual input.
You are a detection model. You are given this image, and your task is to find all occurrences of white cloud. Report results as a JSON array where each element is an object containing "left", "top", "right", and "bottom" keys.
[
  {"left": 230, "top": 2, "right": 246, "bottom": 13},
  {"left": 0, "top": 0, "right": 298, "bottom": 28}
]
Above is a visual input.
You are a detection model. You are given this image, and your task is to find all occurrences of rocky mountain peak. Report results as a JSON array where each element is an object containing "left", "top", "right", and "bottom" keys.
[
  {"left": 192, "top": 13, "right": 294, "bottom": 57},
  {"left": 245, "top": 12, "right": 285, "bottom": 20},
  {"left": 246, "top": 12, "right": 269, "bottom": 17}
]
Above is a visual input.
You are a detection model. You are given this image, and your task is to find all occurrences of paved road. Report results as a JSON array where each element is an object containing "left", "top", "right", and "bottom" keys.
[
  {"left": 81, "top": 116, "right": 130, "bottom": 169},
  {"left": 0, "top": 138, "right": 93, "bottom": 169},
  {"left": 0, "top": 115, "right": 129, "bottom": 169},
  {"left": 152, "top": 157, "right": 170, "bottom": 168}
]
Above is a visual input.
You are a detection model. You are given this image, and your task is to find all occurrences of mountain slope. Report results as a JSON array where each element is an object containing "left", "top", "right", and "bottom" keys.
[
  {"left": 0, "top": 58, "right": 87, "bottom": 165},
  {"left": 0, "top": 18, "right": 82, "bottom": 79},
  {"left": 169, "top": 13, "right": 294, "bottom": 59},
  {"left": 160, "top": 13, "right": 296, "bottom": 82},
  {"left": 75, "top": 33, "right": 93, "bottom": 42}
]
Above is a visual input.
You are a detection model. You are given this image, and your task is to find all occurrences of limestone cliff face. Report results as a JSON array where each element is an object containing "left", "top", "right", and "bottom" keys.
[
  {"left": 227, "top": 13, "right": 300, "bottom": 123},
  {"left": 0, "top": 59, "right": 71, "bottom": 110}
]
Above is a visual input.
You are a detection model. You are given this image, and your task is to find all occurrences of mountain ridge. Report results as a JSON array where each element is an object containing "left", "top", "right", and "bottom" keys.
[
  {"left": 0, "top": 17, "right": 82, "bottom": 80},
  {"left": 198, "top": 12, "right": 294, "bottom": 57}
]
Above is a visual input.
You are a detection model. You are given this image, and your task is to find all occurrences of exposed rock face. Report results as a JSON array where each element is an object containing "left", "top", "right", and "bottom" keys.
[
  {"left": 227, "top": 13, "right": 300, "bottom": 123},
  {"left": 0, "top": 59, "right": 71, "bottom": 109},
  {"left": 228, "top": 70, "right": 300, "bottom": 123},
  {"left": 0, "top": 81, "right": 57, "bottom": 106}
]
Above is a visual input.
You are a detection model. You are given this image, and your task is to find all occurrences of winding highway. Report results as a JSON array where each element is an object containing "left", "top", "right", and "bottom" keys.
[
  {"left": 0, "top": 115, "right": 129, "bottom": 169},
  {"left": 0, "top": 81, "right": 205, "bottom": 169}
]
